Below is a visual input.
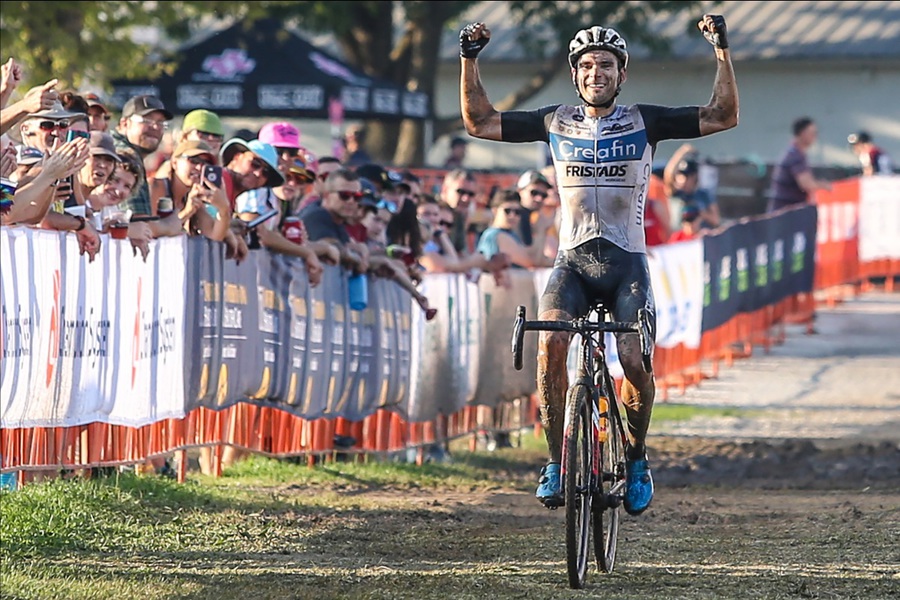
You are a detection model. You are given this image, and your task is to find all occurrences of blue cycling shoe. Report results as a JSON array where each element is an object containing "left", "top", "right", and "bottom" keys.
[
  {"left": 623, "top": 454, "right": 654, "bottom": 515},
  {"left": 535, "top": 463, "right": 564, "bottom": 508}
]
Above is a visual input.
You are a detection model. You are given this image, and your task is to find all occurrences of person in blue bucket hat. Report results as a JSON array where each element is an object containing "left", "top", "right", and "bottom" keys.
[{"left": 220, "top": 137, "right": 285, "bottom": 208}]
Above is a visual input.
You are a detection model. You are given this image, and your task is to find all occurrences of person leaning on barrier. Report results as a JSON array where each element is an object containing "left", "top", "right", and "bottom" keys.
[
  {"left": 2, "top": 136, "right": 87, "bottom": 227},
  {"left": 459, "top": 15, "right": 738, "bottom": 512},
  {"left": 233, "top": 163, "right": 325, "bottom": 288},
  {"left": 359, "top": 195, "right": 437, "bottom": 320},
  {"left": 416, "top": 194, "right": 510, "bottom": 279},
  {"left": 515, "top": 168, "right": 557, "bottom": 264},
  {"left": 149, "top": 139, "right": 232, "bottom": 243},
  {"left": 112, "top": 94, "right": 174, "bottom": 217},
  {"left": 300, "top": 167, "right": 368, "bottom": 276},
  {"left": 438, "top": 167, "right": 480, "bottom": 254},
  {"left": 476, "top": 187, "right": 555, "bottom": 279},
  {"left": 298, "top": 155, "right": 342, "bottom": 213}
]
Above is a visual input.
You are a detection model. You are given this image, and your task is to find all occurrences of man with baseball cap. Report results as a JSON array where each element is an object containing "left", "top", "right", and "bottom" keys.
[
  {"left": 515, "top": 168, "right": 555, "bottom": 263},
  {"left": 258, "top": 121, "right": 304, "bottom": 173},
  {"left": 113, "top": 94, "right": 173, "bottom": 216},
  {"left": 181, "top": 109, "right": 225, "bottom": 155},
  {"left": 83, "top": 92, "right": 111, "bottom": 132},
  {"left": 75, "top": 131, "right": 122, "bottom": 195}
]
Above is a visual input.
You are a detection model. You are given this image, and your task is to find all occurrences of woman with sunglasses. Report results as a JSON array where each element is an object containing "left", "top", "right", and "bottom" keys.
[{"left": 476, "top": 188, "right": 555, "bottom": 285}]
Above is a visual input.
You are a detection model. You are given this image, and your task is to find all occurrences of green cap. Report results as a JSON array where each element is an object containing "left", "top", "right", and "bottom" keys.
[{"left": 181, "top": 109, "right": 224, "bottom": 136}]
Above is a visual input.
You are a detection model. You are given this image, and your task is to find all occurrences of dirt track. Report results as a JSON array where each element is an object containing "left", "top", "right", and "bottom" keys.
[{"left": 266, "top": 292, "right": 900, "bottom": 600}]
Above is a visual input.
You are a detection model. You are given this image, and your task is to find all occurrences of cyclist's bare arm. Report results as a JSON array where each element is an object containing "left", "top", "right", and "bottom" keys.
[
  {"left": 460, "top": 23, "right": 503, "bottom": 141},
  {"left": 697, "top": 14, "right": 739, "bottom": 136}
]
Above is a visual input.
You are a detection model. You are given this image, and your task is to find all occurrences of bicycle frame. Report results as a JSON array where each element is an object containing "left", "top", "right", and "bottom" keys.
[{"left": 511, "top": 302, "right": 652, "bottom": 584}]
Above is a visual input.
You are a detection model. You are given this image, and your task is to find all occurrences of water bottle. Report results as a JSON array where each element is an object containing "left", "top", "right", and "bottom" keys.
[
  {"left": 0, "top": 455, "right": 16, "bottom": 492},
  {"left": 348, "top": 273, "right": 368, "bottom": 310}
]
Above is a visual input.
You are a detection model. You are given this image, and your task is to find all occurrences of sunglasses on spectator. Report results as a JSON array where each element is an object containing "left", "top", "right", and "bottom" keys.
[
  {"left": 38, "top": 120, "right": 69, "bottom": 131},
  {"left": 456, "top": 188, "right": 476, "bottom": 197},
  {"left": 277, "top": 147, "right": 299, "bottom": 158},
  {"left": 530, "top": 190, "right": 549, "bottom": 199},
  {"left": 130, "top": 115, "right": 169, "bottom": 129},
  {"left": 439, "top": 220, "right": 454, "bottom": 228},
  {"left": 377, "top": 199, "right": 398, "bottom": 214},
  {"left": 195, "top": 130, "right": 224, "bottom": 142},
  {"left": 335, "top": 190, "right": 364, "bottom": 201},
  {"left": 502, "top": 207, "right": 521, "bottom": 216},
  {"left": 286, "top": 173, "right": 311, "bottom": 185},
  {"left": 249, "top": 158, "right": 268, "bottom": 172},
  {"left": 185, "top": 155, "right": 212, "bottom": 166}
]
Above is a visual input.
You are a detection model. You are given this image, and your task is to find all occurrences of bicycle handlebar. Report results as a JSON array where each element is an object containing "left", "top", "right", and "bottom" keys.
[{"left": 511, "top": 305, "right": 654, "bottom": 373}]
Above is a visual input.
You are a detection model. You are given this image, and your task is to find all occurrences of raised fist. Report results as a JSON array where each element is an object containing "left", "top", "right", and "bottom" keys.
[
  {"left": 460, "top": 22, "right": 491, "bottom": 59},
  {"left": 699, "top": 14, "right": 728, "bottom": 50}
]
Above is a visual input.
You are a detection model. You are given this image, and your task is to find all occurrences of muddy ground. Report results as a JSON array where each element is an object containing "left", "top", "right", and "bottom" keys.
[
  {"left": 270, "top": 294, "right": 900, "bottom": 600},
  {"left": 261, "top": 435, "right": 898, "bottom": 600}
]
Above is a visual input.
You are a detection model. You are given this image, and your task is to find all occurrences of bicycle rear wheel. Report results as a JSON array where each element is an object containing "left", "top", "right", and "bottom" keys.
[
  {"left": 565, "top": 382, "right": 593, "bottom": 589},
  {"left": 593, "top": 390, "right": 626, "bottom": 573}
]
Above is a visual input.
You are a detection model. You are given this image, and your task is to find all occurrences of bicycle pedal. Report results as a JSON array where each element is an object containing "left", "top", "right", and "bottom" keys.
[{"left": 541, "top": 496, "right": 565, "bottom": 509}]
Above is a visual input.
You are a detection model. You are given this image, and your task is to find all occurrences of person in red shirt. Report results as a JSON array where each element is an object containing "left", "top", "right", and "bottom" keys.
[
  {"left": 644, "top": 197, "right": 670, "bottom": 247},
  {"left": 668, "top": 204, "right": 704, "bottom": 243}
]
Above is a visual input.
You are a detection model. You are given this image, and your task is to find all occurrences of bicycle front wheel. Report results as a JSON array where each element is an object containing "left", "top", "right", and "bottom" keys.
[
  {"left": 565, "top": 382, "right": 593, "bottom": 589},
  {"left": 593, "top": 393, "right": 625, "bottom": 573}
]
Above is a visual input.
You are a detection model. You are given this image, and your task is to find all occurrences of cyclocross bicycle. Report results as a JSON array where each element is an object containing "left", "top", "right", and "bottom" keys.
[{"left": 511, "top": 302, "right": 653, "bottom": 589}]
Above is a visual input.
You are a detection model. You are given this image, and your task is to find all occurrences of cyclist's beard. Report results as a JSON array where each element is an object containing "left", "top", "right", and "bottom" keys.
[{"left": 579, "top": 85, "right": 620, "bottom": 109}]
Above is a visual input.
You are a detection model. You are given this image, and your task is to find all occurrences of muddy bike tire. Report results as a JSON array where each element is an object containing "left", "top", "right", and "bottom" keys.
[
  {"left": 565, "top": 382, "right": 593, "bottom": 589},
  {"left": 593, "top": 384, "right": 625, "bottom": 573}
]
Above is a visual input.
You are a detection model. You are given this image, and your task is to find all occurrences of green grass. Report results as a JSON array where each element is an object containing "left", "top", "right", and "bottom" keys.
[
  {"left": 0, "top": 403, "right": 753, "bottom": 599},
  {"left": 652, "top": 402, "right": 752, "bottom": 422},
  {"left": 0, "top": 446, "right": 540, "bottom": 562}
]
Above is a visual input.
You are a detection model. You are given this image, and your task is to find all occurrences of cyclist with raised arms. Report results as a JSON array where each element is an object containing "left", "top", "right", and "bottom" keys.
[{"left": 459, "top": 15, "right": 738, "bottom": 514}]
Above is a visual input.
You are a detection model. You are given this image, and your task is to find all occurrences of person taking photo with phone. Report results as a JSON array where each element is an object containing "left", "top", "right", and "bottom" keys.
[{"left": 149, "top": 139, "right": 231, "bottom": 242}]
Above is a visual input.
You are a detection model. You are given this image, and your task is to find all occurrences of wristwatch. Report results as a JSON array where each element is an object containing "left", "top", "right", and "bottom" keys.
[{"left": 73, "top": 215, "right": 86, "bottom": 232}]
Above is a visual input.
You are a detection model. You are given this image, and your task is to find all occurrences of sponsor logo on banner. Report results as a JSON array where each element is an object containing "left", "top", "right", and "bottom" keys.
[
  {"left": 772, "top": 239, "right": 784, "bottom": 282},
  {"left": 45, "top": 270, "right": 60, "bottom": 387},
  {"left": 754, "top": 243, "right": 768, "bottom": 288},
  {"left": 718, "top": 255, "right": 731, "bottom": 302},
  {"left": 703, "top": 260, "right": 711, "bottom": 307},
  {"left": 736, "top": 247, "right": 749, "bottom": 293},
  {"left": 792, "top": 232, "right": 807, "bottom": 273}
]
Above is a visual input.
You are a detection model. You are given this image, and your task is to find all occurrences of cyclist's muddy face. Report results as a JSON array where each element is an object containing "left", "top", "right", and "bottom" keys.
[{"left": 573, "top": 50, "right": 625, "bottom": 108}]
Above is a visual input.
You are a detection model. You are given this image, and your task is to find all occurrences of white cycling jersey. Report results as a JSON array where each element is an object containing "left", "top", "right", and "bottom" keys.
[{"left": 500, "top": 102, "right": 702, "bottom": 254}]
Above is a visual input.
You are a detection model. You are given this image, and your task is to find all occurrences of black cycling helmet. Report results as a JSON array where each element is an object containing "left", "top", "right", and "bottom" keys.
[{"left": 568, "top": 26, "right": 629, "bottom": 69}]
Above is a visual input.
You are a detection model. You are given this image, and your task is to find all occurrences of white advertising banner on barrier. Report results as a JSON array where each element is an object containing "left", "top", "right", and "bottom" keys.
[
  {"left": 650, "top": 239, "right": 705, "bottom": 349},
  {"left": 1, "top": 229, "right": 187, "bottom": 429},
  {"left": 1, "top": 229, "right": 64, "bottom": 427},
  {"left": 859, "top": 175, "right": 900, "bottom": 261}
]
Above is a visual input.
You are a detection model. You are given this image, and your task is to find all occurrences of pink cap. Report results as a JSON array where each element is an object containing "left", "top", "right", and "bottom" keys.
[{"left": 258, "top": 121, "right": 301, "bottom": 149}]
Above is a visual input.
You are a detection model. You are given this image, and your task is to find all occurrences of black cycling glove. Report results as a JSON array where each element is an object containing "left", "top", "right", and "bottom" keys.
[
  {"left": 702, "top": 15, "right": 729, "bottom": 50},
  {"left": 460, "top": 23, "right": 490, "bottom": 59}
]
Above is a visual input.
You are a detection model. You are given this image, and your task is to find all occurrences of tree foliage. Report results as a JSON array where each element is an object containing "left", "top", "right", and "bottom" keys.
[{"left": 1, "top": 1, "right": 703, "bottom": 167}]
